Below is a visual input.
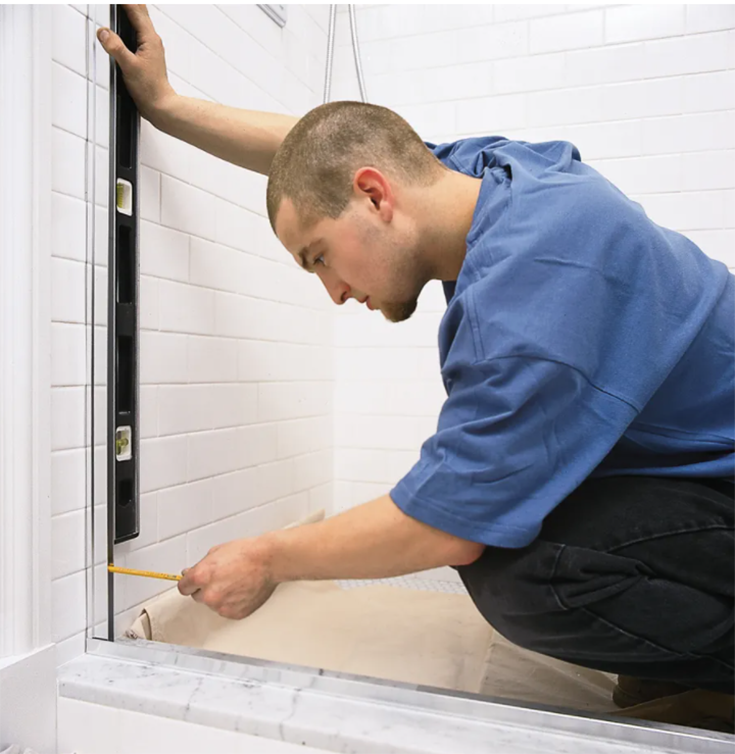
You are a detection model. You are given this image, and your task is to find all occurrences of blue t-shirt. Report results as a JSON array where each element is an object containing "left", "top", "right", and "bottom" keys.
[{"left": 390, "top": 136, "right": 734, "bottom": 549}]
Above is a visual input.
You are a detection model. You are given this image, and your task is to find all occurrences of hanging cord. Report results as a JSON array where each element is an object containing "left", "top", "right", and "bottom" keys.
[
  {"left": 348, "top": 4, "right": 368, "bottom": 103},
  {"left": 323, "top": 4, "right": 337, "bottom": 104},
  {"left": 323, "top": 5, "right": 369, "bottom": 104}
]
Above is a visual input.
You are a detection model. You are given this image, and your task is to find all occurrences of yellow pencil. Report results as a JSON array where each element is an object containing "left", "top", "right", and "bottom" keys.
[{"left": 108, "top": 564, "right": 182, "bottom": 582}]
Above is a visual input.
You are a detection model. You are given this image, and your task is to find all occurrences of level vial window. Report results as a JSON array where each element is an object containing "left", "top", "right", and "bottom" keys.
[
  {"left": 115, "top": 425, "right": 132, "bottom": 461},
  {"left": 116, "top": 178, "right": 133, "bottom": 216}
]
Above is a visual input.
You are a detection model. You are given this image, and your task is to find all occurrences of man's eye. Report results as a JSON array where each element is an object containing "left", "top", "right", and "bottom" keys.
[{"left": 314, "top": 255, "right": 325, "bottom": 267}]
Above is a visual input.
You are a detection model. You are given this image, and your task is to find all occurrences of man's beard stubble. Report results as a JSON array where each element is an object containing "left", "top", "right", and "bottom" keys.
[
  {"left": 381, "top": 297, "right": 418, "bottom": 323},
  {"left": 368, "top": 223, "right": 426, "bottom": 323}
]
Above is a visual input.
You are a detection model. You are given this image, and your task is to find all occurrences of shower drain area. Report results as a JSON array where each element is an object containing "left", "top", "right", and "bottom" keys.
[{"left": 335, "top": 575, "right": 467, "bottom": 594}]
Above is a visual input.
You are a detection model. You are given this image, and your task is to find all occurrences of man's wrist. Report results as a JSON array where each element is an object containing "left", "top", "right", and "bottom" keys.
[
  {"left": 254, "top": 530, "right": 284, "bottom": 586},
  {"left": 146, "top": 88, "right": 180, "bottom": 132}
]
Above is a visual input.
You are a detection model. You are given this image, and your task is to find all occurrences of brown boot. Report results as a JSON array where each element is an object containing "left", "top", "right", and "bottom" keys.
[
  {"left": 613, "top": 689, "right": 735, "bottom": 734},
  {"left": 612, "top": 675, "right": 690, "bottom": 708}
]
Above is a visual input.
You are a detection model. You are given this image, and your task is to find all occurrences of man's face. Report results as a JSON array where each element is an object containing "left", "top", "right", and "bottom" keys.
[{"left": 275, "top": 189, "right": 428, "bottom": 323}]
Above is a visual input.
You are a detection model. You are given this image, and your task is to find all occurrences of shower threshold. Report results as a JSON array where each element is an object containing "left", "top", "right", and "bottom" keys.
[{"left": 57, "top": 626, "right": 733, "bottom": 753}]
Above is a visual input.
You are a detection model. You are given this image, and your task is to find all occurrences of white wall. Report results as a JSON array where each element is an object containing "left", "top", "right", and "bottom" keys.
[
  {"left": 49, "top": 3, "right": 334, "bottom": 665},
  {"left": 330, "top": 3, "right": 735, "bottom": 511},
  {"left": 115, "top": 3, "right": 334, "bottom": 630},
  {"left": 50, "top": 2, "right": 108, "bottom": 667}
]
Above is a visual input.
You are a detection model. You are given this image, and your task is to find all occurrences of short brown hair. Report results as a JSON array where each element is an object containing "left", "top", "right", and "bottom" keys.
[{"left": 266, "top": 101, "right": 446, "bottom": 232}]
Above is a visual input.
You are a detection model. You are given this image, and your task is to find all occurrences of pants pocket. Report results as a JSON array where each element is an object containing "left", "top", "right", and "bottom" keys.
[{"left": 551, "top": 544, "right": 652, "bottom": 609}]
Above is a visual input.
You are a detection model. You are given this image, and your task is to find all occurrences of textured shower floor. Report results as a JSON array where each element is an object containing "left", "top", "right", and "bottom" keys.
[{"left": 335, "top": 568, "right": 467, "bottom": 594}]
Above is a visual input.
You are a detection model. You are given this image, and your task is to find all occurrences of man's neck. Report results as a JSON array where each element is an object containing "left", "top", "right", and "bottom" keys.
[{"left": 416, "top": 170, "right": 483, "bottom": 282}]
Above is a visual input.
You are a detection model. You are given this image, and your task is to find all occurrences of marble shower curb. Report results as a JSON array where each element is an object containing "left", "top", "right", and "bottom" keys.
[{"left": 57, "top": 651, "right": 733, "bottom": 754}]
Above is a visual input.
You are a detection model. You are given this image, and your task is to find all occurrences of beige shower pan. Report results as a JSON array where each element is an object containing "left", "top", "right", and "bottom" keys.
[
  {"left": 123, "top": 510, "right": 618, "bottom": 716},
  {"left": 125, "top": 577, "right": 619, "bottom": 713}
]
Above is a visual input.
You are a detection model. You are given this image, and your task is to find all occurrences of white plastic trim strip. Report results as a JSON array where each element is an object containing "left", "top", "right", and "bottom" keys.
[{"left": 0, "top": 5, "right": 52, "bottom": 658}]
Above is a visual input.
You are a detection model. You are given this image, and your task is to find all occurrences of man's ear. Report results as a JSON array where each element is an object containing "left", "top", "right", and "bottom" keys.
[{"left": 353, "top": 167, "right": 394, "bottom": 222}]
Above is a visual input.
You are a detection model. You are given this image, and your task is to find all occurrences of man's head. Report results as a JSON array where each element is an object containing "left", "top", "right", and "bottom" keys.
[{"left": 267, "top": 101, "right": 447, "bottom": 322}]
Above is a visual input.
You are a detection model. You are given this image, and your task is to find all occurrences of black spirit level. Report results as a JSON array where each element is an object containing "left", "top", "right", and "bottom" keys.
[{"left": 108, "top": 3, "right": 140, "bottom": 573}]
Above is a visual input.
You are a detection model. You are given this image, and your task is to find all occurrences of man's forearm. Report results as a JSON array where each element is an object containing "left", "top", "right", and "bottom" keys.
[
  {"left": 152, "top": 95, "right": 298, "bottom": 176},
  {"left": 260, "top": 494, "right": 485, "bottom": 583},
  {"left": 178, "top": 495, "right": 485, "bottom": 619}
]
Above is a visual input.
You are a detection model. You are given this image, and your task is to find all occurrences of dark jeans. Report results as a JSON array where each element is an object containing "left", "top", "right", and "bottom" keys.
[{"left": 456, "top": 476, "right": 734, "bottom": 694}]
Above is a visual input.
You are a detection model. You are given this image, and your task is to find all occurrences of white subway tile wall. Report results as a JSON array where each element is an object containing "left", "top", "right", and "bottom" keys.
[
  {"left": 49, "top": 4, "right": 332, "bottom": 664},
  {"left": 331, "top": 4, "right": 734, "bottom": 511},
  {"left": 49, "top": 4, "right": 112, "bottom": 662},
  {"left": 50, "top": 4, "right": 734, "bottom": 663}
]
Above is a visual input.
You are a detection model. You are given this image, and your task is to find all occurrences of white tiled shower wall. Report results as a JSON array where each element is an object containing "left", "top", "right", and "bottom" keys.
[
  {"left": 119, "top": 4, "right": 334, "bottom": 626},
  {"left": 51, "top": 2, "right": 109, "bottom": 668},
  {"left": 49, "top": 3, "right": 735, "bottom": 665},
  {"left": 50, "top": 3, "right": 333, "bottom": 665},
  {"left": 330, "top": 3, "right": 735, "bottom": 510}
]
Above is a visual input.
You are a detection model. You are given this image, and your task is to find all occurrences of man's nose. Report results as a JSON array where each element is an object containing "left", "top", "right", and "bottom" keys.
[{"left": 320, "top": 271, "right": 351, "bottom": 305}]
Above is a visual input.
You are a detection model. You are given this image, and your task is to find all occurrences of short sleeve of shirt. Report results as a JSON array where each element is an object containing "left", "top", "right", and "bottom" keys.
[{"left": 390, "top": 352, "right": 637, "bottom": 548}]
